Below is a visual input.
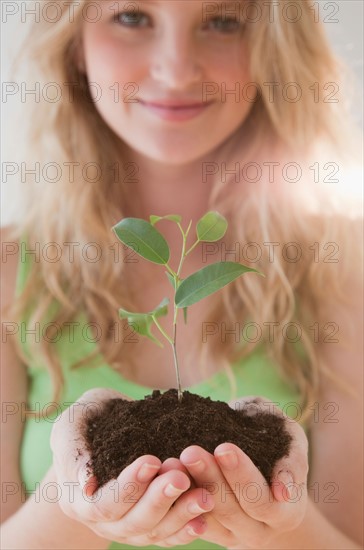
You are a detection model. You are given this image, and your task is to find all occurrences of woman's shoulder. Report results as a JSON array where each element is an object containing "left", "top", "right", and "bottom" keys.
[{"left": 1, "top": 225, "right": 20, "bottom": 315}]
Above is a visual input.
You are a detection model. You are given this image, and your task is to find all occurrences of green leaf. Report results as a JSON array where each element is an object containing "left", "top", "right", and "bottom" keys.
[
  {"left": 131, "top": 320, "right": 164, "bottom": 347},
  {"left": 119, "top": 310, "right": 164, "bottom": 347},
  {"left": 167, "top": 215, "right": 182, "bottom": 223},
  {"left": 165, "top": 271, "right": 176, "bottom": 290},
  {"left": 149, "top": 215, "right": 160, "bottom": 226},
  {"left": 175, "top": 262, "right": 262, "bottom": 308},
  {"left": 183, "top": 307, "right": 188, "bottom": 324},
  {"left": 118, "top": 298, "right": 169, "bottom": 348},
  {"left": 150, "top": 214, "right": 182, "bottom": 226},
  {"left": 151, "top": 297, "right": 170, "bottom": 317},
  {"left": 196, "top": 211, "right": 228, "bottom": 242},
  {"left": 119, "top": 298, "right": 169, "bottom": 322},
  {"left": 112, "top": 218, "right": 170, "bottom": 264}
]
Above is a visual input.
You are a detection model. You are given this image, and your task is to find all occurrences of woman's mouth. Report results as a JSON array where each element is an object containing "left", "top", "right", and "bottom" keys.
[{"left": 138, "top": 99, "right": 214, "bottom": 122}]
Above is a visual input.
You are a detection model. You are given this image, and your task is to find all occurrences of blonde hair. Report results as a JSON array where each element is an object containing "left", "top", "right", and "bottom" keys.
[{"left": 5, "top": 0, "right": 362, "bottom": 423}]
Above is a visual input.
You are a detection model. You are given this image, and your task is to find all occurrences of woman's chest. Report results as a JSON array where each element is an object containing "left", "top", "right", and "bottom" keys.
[{"left": 111, "top": 274, "right": 221, "bottom": 389}]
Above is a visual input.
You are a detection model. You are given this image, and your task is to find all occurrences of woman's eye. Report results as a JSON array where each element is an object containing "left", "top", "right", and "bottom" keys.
[
  {"left": 114, "top": 10, "right": 150, "bottom": 28},
  {"left": 205, "top": 16, "right": 243, "bottom": 33}
]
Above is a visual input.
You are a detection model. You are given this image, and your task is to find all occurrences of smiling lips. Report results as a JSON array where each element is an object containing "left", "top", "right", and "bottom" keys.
[{"left": 138, "top": 98, "right": 214, "bottom": 122}]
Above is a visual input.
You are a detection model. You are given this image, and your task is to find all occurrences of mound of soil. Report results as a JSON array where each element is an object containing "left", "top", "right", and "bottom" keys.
[{"left": 83, "top": 389, "right": 292, "bottom": 488}]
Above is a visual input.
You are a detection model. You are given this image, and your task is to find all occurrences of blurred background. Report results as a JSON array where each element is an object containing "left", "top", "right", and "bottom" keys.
[{"left": 1, "top": 0, "right": 363, "bottom": 226}]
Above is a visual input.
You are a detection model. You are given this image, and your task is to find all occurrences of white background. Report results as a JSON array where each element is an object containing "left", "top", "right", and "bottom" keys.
[{"left": 1, "top": 0, "right": 363, "bottom": 227}]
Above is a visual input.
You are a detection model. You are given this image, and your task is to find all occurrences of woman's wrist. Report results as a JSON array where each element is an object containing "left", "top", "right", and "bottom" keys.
[
  {"left": 1, "top": 466, "right": 109, "bottom": 550},
  {"left": 264, "top": 497, "right": 361, "bottom": 550}
]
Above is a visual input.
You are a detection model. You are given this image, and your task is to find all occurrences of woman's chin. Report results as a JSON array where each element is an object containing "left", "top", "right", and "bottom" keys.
[{"left": 129, "top": 144, "right": 210, "bottom": 167}]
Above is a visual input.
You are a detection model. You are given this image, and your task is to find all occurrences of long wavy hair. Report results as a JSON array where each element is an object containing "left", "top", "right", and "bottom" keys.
[{"left": 5, "top": 0, "right": 362, "bottom": 423}]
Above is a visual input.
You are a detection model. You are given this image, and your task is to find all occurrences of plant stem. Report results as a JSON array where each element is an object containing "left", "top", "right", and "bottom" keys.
[
  {"left": 176, "top": 222, "right": 188, "bottom": 277},
  {"left": 153, "top": 310, "right": 182, "bottom": 401},
  {"left": 165, "top": 263, "right": 176, "bottom": 277},
  {"left": 153, "top": 221, "right": 197, "bottom": 402},
  {"left": 172, "top": 322, "right": 183, "bottom": 402},
  {"left": 185, "top": 239, "right": 200, "bottom": 257},
  {"left": 171, "top": 221, "right": 197, "bottom": 401},
  {"left": 152, "top": 317, "right": 173, "bottom": 345}
]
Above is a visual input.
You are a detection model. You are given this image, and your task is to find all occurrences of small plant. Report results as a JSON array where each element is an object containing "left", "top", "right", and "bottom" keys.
[
  {"left": 86, "top": 215, "right": 290, "bottom": 487},
  {"left": 112, "top": 211, "right": 263, "bottom": 402}
]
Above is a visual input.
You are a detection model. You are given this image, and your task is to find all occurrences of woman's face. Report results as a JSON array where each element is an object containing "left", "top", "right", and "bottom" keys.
[{"left": 80, "top": 0, "right": 255, "bottom": 165}]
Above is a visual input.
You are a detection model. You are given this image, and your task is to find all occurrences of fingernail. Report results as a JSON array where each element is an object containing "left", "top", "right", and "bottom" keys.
[
  {"left": 137, "top": 463, "right": 160, "bottom": 483},
  {"left": 81, "top": 476, "right": 98, "bottom": 498},
  {"left": 186, "top": 525, "right": 198, "bottom": 537},
  {"left": 78, "top": 466, "right": 97, "bottom": 496},
  {"left": 277, "top": 470, "right": 293, "bottom": 484},
  {"left": 216, "top": 450, "right": 238, "bottom": 470},
  {"left": 280, "top": 481, "right": 294, "bottom": 500},
  {"left": 188, "top": 502, "right": 207, "bottom": 514},
  {"left": 277, "top": 470, "right": 294, "bottom": 499},
  {"left": 184, "top": 459, "right": 204, "bottom": 473},
  {"left": 78, "top": 464, "right": 90, "bottom": 486},
  {"left": 164, "top": 483, "right": 185, "bottom": 497},
  {"left": 286, "top": 484, "right": 294, "bottom": 500}
]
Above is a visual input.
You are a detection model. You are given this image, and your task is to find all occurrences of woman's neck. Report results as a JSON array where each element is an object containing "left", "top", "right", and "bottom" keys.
[{"left": 123, "top": 153, "right": 214, "bottom": 224}]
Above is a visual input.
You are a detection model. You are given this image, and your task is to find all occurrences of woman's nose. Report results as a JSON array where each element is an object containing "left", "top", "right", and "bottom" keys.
[{"left": 149, "top": 30, "right": 203, "bottom": 89}]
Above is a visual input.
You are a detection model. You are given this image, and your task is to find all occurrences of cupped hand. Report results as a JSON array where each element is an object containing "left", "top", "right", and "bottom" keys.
[
  {"left": 178, "top": 396, "right": 309, "bottom": 549},
  {"left": 50, "top": 388, "right": 215, "bottom": 547}
]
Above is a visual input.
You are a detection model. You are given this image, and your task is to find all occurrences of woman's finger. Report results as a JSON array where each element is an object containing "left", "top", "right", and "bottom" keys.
[
  {"left": 213, "top": 443, "right": 276, "bottom": 519},
  {"left": 159, "top": 457, "right": 191, "bottom": 477},
  {"left": 51, "top": 388, "right": 133, "bottom": 482},
  {"left": 159, "top": 457, "right": 197, "bottom": 488},
  {"left": 180, "top": 445, "right": 267, "bottom": 537},
  {"left": 94, "top": 469, "right": 192, "bottom": 540},
  {"left": 126, "top": 486, "right": 214, "bottom": 546},
  {"left": 130, "top": 515, "right": 209, "bottom": 548}
]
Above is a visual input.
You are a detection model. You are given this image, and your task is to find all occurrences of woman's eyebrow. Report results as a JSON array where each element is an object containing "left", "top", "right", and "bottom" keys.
[{"left": 137, "top": 0, "right": 163, "bottom": 4}]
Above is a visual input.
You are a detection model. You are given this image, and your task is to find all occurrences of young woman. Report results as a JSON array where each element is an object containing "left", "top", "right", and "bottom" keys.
[{"left": 1, "top": 0, "right": 362, "bottom": 548}]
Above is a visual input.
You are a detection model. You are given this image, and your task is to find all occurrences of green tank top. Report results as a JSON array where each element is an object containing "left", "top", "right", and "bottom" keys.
[{"left": 16, "top": 239, "right": 302, "bottom": 550}]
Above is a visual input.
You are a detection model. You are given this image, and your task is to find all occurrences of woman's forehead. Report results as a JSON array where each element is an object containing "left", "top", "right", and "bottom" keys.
[
  {"left": 81, "top": 0, "right": 249, "bottom": 24},
  {"left": 93, "top": 0, "right": 246, "bottom": 10}
]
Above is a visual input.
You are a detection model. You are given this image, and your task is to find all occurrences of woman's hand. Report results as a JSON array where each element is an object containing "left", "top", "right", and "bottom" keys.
[
  {"left": 50, "top": 388, "right": 215, "bottom": 547},
  {"left": 177, "top": 396, "right": 309, "bottom": 550}
]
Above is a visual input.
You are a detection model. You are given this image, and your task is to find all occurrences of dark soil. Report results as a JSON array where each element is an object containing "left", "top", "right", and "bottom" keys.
[{"left": 83, "top": 389, "right": 292, "bottom": 488}]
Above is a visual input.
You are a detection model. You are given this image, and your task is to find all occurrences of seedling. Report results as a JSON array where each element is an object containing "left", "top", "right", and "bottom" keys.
[{"left": 112, "top": 211, "right": 263, "bottom": 402}]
